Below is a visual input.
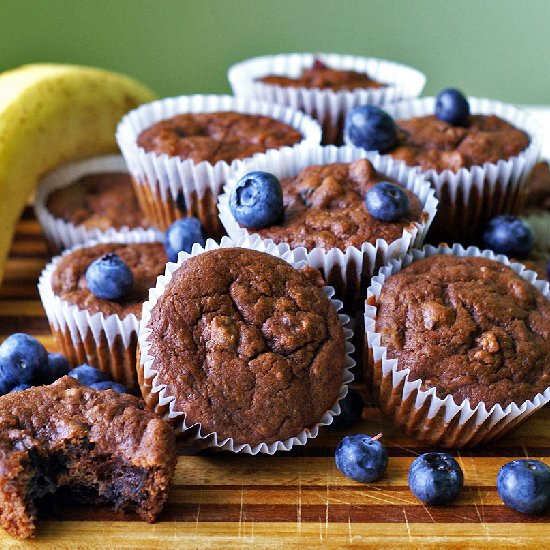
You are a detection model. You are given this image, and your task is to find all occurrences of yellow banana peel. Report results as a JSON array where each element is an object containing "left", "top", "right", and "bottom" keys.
[{"left": 0, "top": 63, "right": 156, "bottom": 285}]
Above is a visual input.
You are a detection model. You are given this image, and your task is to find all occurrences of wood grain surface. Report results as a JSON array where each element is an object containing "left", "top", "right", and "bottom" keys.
[{"left": 0, "top": 207, "right": 548, "bottom": 549}]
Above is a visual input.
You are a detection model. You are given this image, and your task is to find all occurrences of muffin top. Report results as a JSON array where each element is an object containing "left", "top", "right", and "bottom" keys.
[
  {"left": 375, "top": 255, "right": 550, "bottom": 408},
  {"left": 258, "top": 62, "right": 384, "bottom": 91},
  {"left": 0, "top": 376, "right": 175, "bottom": 469},
  {"left": 253, "top": 158, "right": 423, "bottom": 250},
  {"left": 137, "top": 111, "right": 302, "bottom": 163},
  {"left": 389, "top": 114, "right": 529, "bottom": 172},
  {"left": 51, "top": 242, "right": 167, "bottom": 318},
  {"left": 144, "top": 247, "right": 346, "bottom": 446},
  {"left": 47, "top": 172, "right": 148, "bottom": 230}
]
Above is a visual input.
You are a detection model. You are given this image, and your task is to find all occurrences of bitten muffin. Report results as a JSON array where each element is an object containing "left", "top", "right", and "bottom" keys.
[
  {"left": 254, "top": 158, "right": 423, "bottom": 250},
  {"left": 39, "top": 239, "right": 168, "bottom": 391},
  {"left": 0, "top": 376, "right": 176, "bottom": 539},
  {"left": 137, "top": 111, "right": 302, "bottom": 163},
  {"left": 47, "top": 171, "right": 148, "bottom": 231},
  {"left": 375, "top": 255, "right": 550, "bottom": 408},
  {"left": 140, "top": 247, "right": 347, "bottom": 447}
]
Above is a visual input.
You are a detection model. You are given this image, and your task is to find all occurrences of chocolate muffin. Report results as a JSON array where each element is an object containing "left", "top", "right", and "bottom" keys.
[
  {"left": 46, "top": 171, "right": 148, "bottom": 231},
  {"left": 375, "top": 255, "right": 550, "bottom": 408},
  {"left": 137, "top": 111, "right": 302, "bottom": 163},
  {"left": 254, "top": 158, "right": 423, "bottom": 250},
  {"left": 51, "top": 241, "right": 167, "bottom": 319},
  {"left": 389, "top": 114, "right": 530, "bottom": 173},
  {"left": 140, "top": 247, "right": 347, "bottom": 448},
  {"left": 40, "top": 240, "right": 168, "bottom": 390},
  {"left": 0, "top": 377, "right": 176, "bottom": 539},
  {"left": 259, "top": 59, "right": 385, "bottom": 91}
]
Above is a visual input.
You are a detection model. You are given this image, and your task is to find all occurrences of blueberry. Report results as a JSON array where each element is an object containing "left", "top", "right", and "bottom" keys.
[
  {"left": 0, "top": 333, "right": 48, "bottom": 393},
  {"left": 10, "top": 384, "right": 31, "bottom": 393},
  {"left": 482, "top": 215, "right": 534, "bottom": 258},
  {"left": 229, "top": 171, "right": 284, "bottom": 230},
  {"left": 408, "top": 452, "right": 464, "bottom": 505},
  {"left": 344, "top": 105, "right": 397, "bottom": 152},
  {"left": 335, "top": 433, "right": 388, "bottom": 483},
  {"left": 165, "top": 217, "right": 206, "bottom": 263},
  {"left": 39, "top": 352, "right": 70, "bottom": 384},
  {"left": 435, "top": 88, "right": 470, "bottom": 126},
  {"left": 90, "top": 381, "right": 130, "bottom": 394},
  {"left": 68, "top": 364, "right": 110, "bottom": 386},
  {"left": 365, "top": 182, "right": 410, "bottom": 222},
  {"left": 86, "top": 254, "right": 134, "bottom": 300},
  {"left": 175, "top": 190, "right": 187, "bottom": 213},
  {"left": 497, "top": 460, "right": 550, "bottom": 514},
  {"left": 330, "top": 389, "right": 364, "bottom": 430}
]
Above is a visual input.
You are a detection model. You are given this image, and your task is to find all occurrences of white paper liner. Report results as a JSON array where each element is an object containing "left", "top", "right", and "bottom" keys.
[
  {"left": 138, "top": 234, "right": 355, "bottom": 455},
  {"left": 365, "top": 243, "right": 550, "bottom": 448},
  {"left": 356, "top": 97, "right": 542, "bottom": 240},
  {"left": 115, "top": 95, "right": 322, "bottom": 234},
  {"left": 34, "top": 155, "right": 159, "bottom": 252},
  {"left": 217, "top": 145, "right": 438, "bottom": 307},
  {"left": 37, "top": 229, "right": 164, "bottom": 390},
  {"left": 228, "top": 53, "right": 426, "bottom": 144}
]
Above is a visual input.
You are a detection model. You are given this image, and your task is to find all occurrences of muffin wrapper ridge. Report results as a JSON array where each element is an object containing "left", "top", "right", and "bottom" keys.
[
  {"left": 34, "top": 155, "right": 158, "bottom": 253},
  {"left": 228, "top": 52, "right": 426, "bottom": 144},
  {"left": 217, "top": 145, "right": 438, "bottom": 310},
  {"left": 370, "top": 97, "right": 542, "bottom": 242},
  {"left": 364, "top": 243, "right": 550, "bottom": 448},
  {"left": 37, "top": 229, "right": 164, "bottom": 392},
  {"left": 138, "top": 234, "right": 355, "bottom": 455},
  {"left": 115, "top": 94, "right": 322, "bottom": 238}
]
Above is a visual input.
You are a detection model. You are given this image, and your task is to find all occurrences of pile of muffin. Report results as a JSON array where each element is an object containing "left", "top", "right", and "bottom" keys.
[{"left": 1, "top": 52, "right": 550, "bottom": 538}]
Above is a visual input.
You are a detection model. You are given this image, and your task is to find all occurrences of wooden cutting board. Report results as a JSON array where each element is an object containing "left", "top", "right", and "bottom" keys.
[{"left": 0, "top": 207, "right": 548, "bottom": 548}]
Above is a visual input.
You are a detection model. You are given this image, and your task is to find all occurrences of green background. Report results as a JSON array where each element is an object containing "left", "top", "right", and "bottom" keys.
[{"left": 1, "top": 0, "right": 549, "bottom": 104}]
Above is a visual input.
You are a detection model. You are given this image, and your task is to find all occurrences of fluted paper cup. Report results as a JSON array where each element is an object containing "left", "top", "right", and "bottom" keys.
[
  {"left": 116, "top": 95, "right": 322, "bottom": 237},
  {"left": 368, "top": 97, "right": 542, "bottom": 243},
  {"left": 218, "top": 145, "right": 437, "bottom": 309},
  {"left": 38, "top": 229, "right": 164, "bottom": 392},
  {"left": 138, "top": 235, "right": 355, "bottom": 455},
  {"left": 34, "top": 155, "right": 157, "bottom": 253},
  {"left": 228, "top": 52, "right": 426, "bottom": 145},
  {"left": 365, "top": 243, "right": 550, "bottom": 448}
]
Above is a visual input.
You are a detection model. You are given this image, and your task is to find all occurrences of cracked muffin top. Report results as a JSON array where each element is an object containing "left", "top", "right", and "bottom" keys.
[
  {"left": 389, "top": 114, "right": 529, "bottom": 172},
  {"left": 47, "top": 172, "right": 149, "bottom": 230},
  {"left": 51, "top": 242, "right": 167, "bottom": 318},
  {"left": 375, "top": 255, "right": 550, "bottom": 408},
  {"left": 143, "top": 247, "right": 347, "bottom": 446},
  {"left": 137, "top": 111, "right": 302, "bottom": 164},
  {"left": 254, "top": 158, "right": 424, "bottom": 250}
]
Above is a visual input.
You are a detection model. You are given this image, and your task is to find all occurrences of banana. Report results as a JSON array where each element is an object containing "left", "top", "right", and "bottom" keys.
[{"left": 0, "top": 63, "right": 156, "bottom": 284}]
